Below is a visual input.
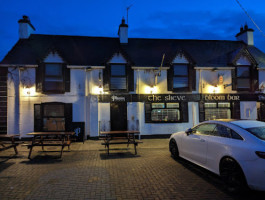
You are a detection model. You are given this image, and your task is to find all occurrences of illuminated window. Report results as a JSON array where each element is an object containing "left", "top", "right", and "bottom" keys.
[
  {"left": 145, "top": 103, "right": 182, "bottom": 122},
  {"left": 205, "top": 102, "right": 231, "bottom": 120}
]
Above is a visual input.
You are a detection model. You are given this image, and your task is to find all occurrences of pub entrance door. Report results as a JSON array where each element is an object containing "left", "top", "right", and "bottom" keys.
[{"left": 110, "top": 102, "right": 127, "bottom": 131}]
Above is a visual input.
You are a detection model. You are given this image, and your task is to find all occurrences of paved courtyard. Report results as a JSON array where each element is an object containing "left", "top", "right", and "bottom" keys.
[{"left": 0, "top": 139, "right": 264, "bottom": 200}]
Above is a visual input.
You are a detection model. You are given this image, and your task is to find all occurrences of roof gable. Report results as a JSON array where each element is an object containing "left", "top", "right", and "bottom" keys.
[
  {"left": 108, "top": 53, "right": 127, "bottom": 64},
  {"left": 44, "top": 51, "right": 65, "bottom": 63}
]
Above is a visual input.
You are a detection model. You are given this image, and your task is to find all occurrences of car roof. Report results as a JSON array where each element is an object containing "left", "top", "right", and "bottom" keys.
[{"left": 207, "top": 119, "right": 265, "bottom": 129}]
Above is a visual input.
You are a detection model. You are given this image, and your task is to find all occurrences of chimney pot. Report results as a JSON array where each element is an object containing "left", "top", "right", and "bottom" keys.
[
  {"left": 118, "top": 17, "right": 128, "bottom": 44},
  {"left": 235, "top": 25, "right": 254, "bottom": 45},
  {"left": 18, "top": 15, "right": 35, "bottom": 39}
]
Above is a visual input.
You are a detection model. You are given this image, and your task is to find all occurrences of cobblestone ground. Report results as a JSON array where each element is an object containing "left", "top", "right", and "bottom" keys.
[{"left": 0, "top": 139, "right": 264, "bottom": 200}]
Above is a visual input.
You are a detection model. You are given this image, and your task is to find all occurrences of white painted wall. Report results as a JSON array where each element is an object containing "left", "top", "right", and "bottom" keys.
[
  {"left": 7, "top": 65, "right": 88, "bottom": 138},
  {"left": 98, "top": 103, "right": 110, "bottom": 131},
  {"left": 200, "top": 69, "right": 236, "bottom": 94},
  {"left": 136, "top": 69, "right": 169, "bottom": 94},
  {"left": 259, "top": 69, "right": 265, "bottom": 93},
  {"left": 240, "top": 101, "right": 257, "bottom": 120},
  {"left": 127, "top": 102, "right": 139, "bottom": 130}
]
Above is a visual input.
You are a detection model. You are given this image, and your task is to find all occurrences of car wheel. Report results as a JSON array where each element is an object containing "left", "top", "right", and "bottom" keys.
[
  {"left": 220, "top": 157, "right": 247, "bottom": 193},
  {"left": 169, "top": 139, "right": 179, "bottom": 159}
]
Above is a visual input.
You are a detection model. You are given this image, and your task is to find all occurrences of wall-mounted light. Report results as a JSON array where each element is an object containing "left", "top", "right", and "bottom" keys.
[
  {"left": 224, "top": 83, "right": 232, "bottom": 89},
  {"left": 207, "top": 85, "right": 221, "bottom": 94},
  {"left": 93, "top": 85, "right": 104, "bottom": 94},
  {"left": 23, "top": 86, "right": 35, "bottom": 96},
  {"left": 145, "top": 85, "right": 157, "bottom": 94}
]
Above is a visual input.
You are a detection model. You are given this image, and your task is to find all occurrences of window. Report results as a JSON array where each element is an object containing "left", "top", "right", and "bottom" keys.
[
  {"left": 36, "top": 62, "right": 70, "bottom": 94},
  {"left": 151, "top": 103, "right": 180, "bottom": 122},
  {"left": 204, "top": 102, "right": 231, "bottom": 120},
  {"left": 173, "top": 64, "right": 188, "bottom": 89},
  {"left": 44, "top": 63, "right": 64, "bottom": 92},
  {"left": 110, "top": 64, "right": 127, "bottom": 90},
  {"left": 237, "top": 66, "right": 250, "bottom": 89},
  {"left": 43, "top": 104, "right": 65, "bottom": 131},
  {"left": 34, "top": 103, "right": 72, "bottom": 131},
  {"left": 193, "top": 124, "right": 216, "bottom": 135}
]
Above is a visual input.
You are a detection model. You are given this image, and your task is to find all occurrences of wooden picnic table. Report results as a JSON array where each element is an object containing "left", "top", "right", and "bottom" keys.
[
  {"left": 100, "top": 130, "right": 142, "bottom": 155},
  {"left": 0, "top": 134, "right": 19, "bottom": 154},
  {"left": 26, "top": 132, "right": 75, "bottom": 159}
]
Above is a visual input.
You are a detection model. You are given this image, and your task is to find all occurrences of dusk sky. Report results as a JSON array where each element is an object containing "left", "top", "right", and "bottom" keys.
[{"left": 1, "top": 0, "right": 265, "bottom": 61}]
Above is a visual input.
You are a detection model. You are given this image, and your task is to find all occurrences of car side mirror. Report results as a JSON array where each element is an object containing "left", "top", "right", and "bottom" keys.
[{"left": 185, "top": 128, "right": 192, "bottom": 135}]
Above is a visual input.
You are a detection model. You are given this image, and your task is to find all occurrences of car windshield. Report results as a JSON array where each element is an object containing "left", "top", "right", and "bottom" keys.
[{"left": 246, "top": 126, "right": 265, "bottom": 141}]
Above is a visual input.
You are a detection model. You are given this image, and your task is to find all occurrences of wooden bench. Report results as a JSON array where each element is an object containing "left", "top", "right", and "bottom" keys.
[
  {"left": 26, "top": 132, "right": 75, "bottom": 159},
  {"left": 0, "top": 134, "right": 19, "bottom": 154},
  {"left": 100, "top": 131, "right": 142, "bottom": 155}
]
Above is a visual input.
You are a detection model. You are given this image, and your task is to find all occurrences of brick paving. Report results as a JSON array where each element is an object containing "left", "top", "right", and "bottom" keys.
[{"left": 0, "top": 139, "right": 264, "bottom": 200}]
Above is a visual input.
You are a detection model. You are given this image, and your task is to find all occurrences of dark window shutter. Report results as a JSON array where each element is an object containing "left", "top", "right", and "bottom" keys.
[
  {"left": 232, "top": 102, "right": 241, "bottom": 119},
  {"left": 181, "top": 102, "right": 189, "bottom": 122},
  {"left": 34, "top": 104, "right": 42, "bottom": 131},
  {"left": 252, "top": 66, "right": 259, "bottom": 91},
  {"left": 103, "top": 65, "right": 110, "bottom": 92},
  {"left": 259, "top": 102, "right": 265, "bottom": 121},
  {"left": 127, "top": 65, "right": 134, "bottom": 91},
  {"left": 65, "top": 103, "right": 72, "bottom": 131},
  {"left": 188, "top": 64, "right": 195, "bottom": 92},
  {"left": 145, "top": 103, "right": 152, "bottom": 123},
  {"left": 167, "top": 66, "right": 173, "bottom": 91},
  {"left": 36, "top": 63, "right": 44, "bottom": 92},
  {"left": 64, "top": 64, "right": 70, "bottom": 92},
  {"left": 199, "top": 101, "right": 205, "bottom": 122},
  {"left": 232, "top": 69, "right": 237, "bottom": 90},
  {"left": 192, "top": 66, "right": 196, "bottom": 91}
]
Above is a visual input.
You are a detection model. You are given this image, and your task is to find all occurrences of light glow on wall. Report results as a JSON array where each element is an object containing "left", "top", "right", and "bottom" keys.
[
  {"left": 145, "top": 86, "right": 157, "bottom": 94},
  {"left": 22, "top": 86, "right": 36, "bottom": 96},
  {"left": 207, "top": 85, "right": 221, "bottom": 94},
  {"left": 93, "top": 85, "right": 104, "bottom": 94}
]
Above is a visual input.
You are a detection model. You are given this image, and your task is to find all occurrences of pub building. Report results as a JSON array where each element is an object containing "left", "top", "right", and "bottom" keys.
[{"left": 1, "top": 16, "right": 265, "bottom": 139}]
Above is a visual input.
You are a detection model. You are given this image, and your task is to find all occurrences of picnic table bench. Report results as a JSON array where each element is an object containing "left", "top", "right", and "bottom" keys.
[
  {"left": 0, "top": 134, "right": 19, "bottom": 154},
  {"left": 26, "top": 132, "right": 75, "bottom": 159},
  {"left": 100, "top": 130, "right": 142, "bottom": 155}
]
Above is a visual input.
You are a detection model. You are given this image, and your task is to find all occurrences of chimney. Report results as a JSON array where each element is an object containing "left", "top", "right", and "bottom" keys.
[
  {"left": 18, "top": 15, "right": 35, "bottom": 39},
  {"left": 118, "top": 18, "right": 128, "bottom": 44},
  {"left": 235, "top": 24, "right": 254, "bottom": 45}
]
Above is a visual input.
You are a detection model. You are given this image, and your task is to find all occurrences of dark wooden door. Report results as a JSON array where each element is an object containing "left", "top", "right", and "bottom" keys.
[{"left": 110, "top": 102, "right": 127, "bottom": 131}]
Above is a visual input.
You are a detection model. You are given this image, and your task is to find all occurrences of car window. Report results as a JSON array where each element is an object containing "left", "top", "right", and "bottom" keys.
[
  {"left": 213, "top": 125, "right": 231, "bottom": 138},
  {"left": 246, "top": 126, "right": 265, "bottom": 141},
  {"left": 193, "top": 124, "right": 216, "bottom": 135},
  {"left": 212, "top": 125, "right": 243, "bottom": 140},
  {"left": 231, "top": 130, "right": 243, "bottom": 140}
]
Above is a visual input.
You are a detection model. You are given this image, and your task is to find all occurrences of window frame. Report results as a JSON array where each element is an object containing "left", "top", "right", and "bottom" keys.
[
  {"left": 172, "top": 64, "right": 189, "bottom": 91},
  {"left": 236, "top": 65, "right": 251, "bottom": 91},
  {"left": 43, "top": 62, "right": 65, "bottom": 93},
  {"left": 145, "top": 102, "right": 186, "bottom": 123},
  {"left": 109, "top": 64, "right": 127, "bottom": 91},
  {"left": 204, "top": 102, "right": 232, "bottom": 121},
  {"left": 34, "top": 102, "right": 67, "bottom": 132}
]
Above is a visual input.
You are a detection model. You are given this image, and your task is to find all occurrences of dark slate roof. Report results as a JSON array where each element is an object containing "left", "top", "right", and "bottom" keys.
[{"left": 2, "top": 34, "right": 265, "bottom": 68}]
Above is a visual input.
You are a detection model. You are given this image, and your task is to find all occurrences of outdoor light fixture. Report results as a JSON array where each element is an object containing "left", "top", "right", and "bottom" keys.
[
  {"left": 23, "top": 86, "right": 35, "bottom": 96},
  {"left": 207, "top": 85, "right": 221, "bottom": 94}
]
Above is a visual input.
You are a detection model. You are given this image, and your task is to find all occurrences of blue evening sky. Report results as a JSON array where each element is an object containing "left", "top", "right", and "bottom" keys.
[{"left": 1, "top": 0, "right": 265, "bottom": 61}]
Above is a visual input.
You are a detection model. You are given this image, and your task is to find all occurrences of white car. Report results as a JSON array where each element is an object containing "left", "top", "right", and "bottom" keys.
[{"left": 169, "top": 119, "right": 265, "bottom": 192}]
